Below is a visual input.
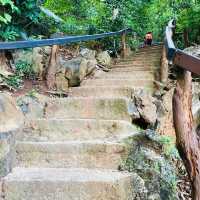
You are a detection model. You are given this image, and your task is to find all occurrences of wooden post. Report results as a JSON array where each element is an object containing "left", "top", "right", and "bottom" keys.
[
  {"left": 160, "top": 46, "right": 169, "bottom": 84},
  {"left": 173, "top": 70, "right": 200, "bottom": 200},
  {"left": 184, "top": 29, "right": 190, "bottom": 47},
  {"left": 46, "top": 45, "right": 59, "bottom": 90},
  {"left": 0, "top": 50, "right": 9, "bottom": 72},
  {"left": 121, "top": 31, "right": 127, "bottom": 58}
]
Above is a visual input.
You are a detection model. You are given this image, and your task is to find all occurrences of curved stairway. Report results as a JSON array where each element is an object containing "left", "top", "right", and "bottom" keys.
[{"left": 1, "top": 45, "right": 162, "bottom": 200}]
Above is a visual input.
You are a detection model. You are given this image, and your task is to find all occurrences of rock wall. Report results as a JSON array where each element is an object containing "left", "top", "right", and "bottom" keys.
[
  {"left": 0, "top": 93, "right": 24, "bottom": 177},
  {"left": 122, "top": 130, "right": 179, "bottom": 200}
]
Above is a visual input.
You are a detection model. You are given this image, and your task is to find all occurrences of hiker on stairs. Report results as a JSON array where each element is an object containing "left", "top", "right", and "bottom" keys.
[{"left": 144, "top": 32, "right": 153, "bottom": 46}]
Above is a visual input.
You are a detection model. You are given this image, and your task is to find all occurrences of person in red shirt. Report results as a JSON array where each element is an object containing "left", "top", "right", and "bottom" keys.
[{"left": 144, "top": 32, "right": 153, "bottom": 46}]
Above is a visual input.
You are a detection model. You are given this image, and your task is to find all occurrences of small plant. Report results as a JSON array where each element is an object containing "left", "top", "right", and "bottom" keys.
[
  {"left": 4, "top": 75, "right": 23, "bottom": 89},
  {"left": 26, "top": 89, "right": 38, "bottom": 98},
  {"left": 15, "top": 60, "right": 35, "bottom": 79}
]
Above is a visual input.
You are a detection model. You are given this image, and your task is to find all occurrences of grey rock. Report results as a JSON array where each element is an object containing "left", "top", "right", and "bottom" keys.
[
  {"left": 184, "top": 45, "right": 200, "bottom": 58},
  {"left": 12, "top": 47, "right": 51, "bottom": 79},
  {"left": 59, "top": 56, "right": 97, "bottom": 87},
  {"left": 0, "top": 94, "right": 24, "bottom": 177},
  {"left": 80, "top": 48, "right": 96, "bottom": 60},
  {"left": 127, "top": 101, "right": 140, "bottom": 120},
  {"left": 17, "top": 95, "right": 47, "bottom": 120},
  {"left": 133, "top": 90, "right": 157, "bottom": 126},
  {"left": 96, "top": 51, "right": 111, "bottom": 68},
  {"left": 122, "top": 130, "right": 178, "bottom": 200}
]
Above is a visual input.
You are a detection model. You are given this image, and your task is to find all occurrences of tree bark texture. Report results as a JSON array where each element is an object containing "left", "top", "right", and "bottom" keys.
[
  {"left": 160, "top": 46, "right": 168, "bottom": 84},
  {"left": 0, "top": 51, "right": 9, "bottom": 72},
  {"left": 121, "top": 32, "right": 127, "bottom": 58},
  {"left": 46, "top": 45, "right": 59, "bottom": 90},
  {"left": 173, "top": 70, "right": 200, "bottom": 200},
  {"left": 184, "top": 29, "right": 190, "bottom": 48}
]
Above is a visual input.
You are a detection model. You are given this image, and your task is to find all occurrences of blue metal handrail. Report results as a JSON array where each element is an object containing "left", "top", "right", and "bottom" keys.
[{"left": 0, "top": 28, "right": 132, "bottom": 50}]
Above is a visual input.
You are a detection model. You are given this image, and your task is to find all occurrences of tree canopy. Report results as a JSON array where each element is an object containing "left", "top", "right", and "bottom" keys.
[{"left": 0, "top": 0, "right": 200, "bottom": 46}]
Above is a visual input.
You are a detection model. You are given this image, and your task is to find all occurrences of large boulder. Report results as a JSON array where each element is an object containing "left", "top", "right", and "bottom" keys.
[
  {"left": 79, "top": 48, "right": 96, "bottom": 60},
  {"left": 96, "top": 51, "right": 111, "bottom": 68},
  {"left": 155, "top": 88, "right": 176, "bottom": 136},
  {"left": 0, "top": 93, "right": 24, "bottom": 177},
  {"left": 59, "top": 56, "right": 97, "bottom": 87},
  {"left": 132, "top": 90, "right": 157, "bottom": 126},
  {"left": 0, "top": 93, "right": 24, "bottom": 133},
  {"left": 184, "top": 45, "right": 200, "bottom": 57},
  {"left": 122, "top": 130, "right": 178, "bottom": 200},
  {"left": 17, "top": 94, "right": 47, "bottom": 120},
  {"left": 12, "top": 47, "right": 51, "bottom": 80}
]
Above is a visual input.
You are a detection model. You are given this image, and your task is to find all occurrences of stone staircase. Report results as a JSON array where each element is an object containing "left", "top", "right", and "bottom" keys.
[{"left": 1, "top": 45, "right": 162, "bottom": 200}]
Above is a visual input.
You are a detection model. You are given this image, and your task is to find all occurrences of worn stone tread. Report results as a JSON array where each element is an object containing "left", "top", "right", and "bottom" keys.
[
  {"left": 19, "top": 119, "right": 138, "bottom": 141},
  {"left": 2, "top": 168, "right": 135, "bottom": 200}
]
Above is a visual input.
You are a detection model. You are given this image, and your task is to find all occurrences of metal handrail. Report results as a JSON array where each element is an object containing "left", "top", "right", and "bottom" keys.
[
  {"left": 165, "top": 19, "right": 200, "bottom": 75},
  {"left": 0, "top": 28, "right": 132, "bottom": 50}
]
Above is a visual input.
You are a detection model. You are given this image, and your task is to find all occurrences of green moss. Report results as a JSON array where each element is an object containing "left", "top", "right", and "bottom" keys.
[
  {"left": 112, "top": 99, "right": 126, "bottom": 115},
  {"left": 121, "top": 131, "right": 179, "bottom": 200}
]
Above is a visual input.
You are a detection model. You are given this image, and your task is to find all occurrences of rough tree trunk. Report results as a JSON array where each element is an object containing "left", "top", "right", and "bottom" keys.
[
  {"left": 173, "top": 70, "right": 200, "bottom": 200},
  {"left": 121, "top": 32, "right": 127, "bottom": 58},
  {"left": 46, "top": 45, "right": 59, "bottom": 90},
  {"left": 0, "top": 51, "right": 9, "bottom": 72},
  {"left": 160, "top": 46, "right": 168, "bottom": 84},
  {"left": 184, "top": 29, "right": 190, "bottom": 48}
]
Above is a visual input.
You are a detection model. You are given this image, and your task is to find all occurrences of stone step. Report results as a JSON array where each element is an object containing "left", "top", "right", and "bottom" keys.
[
  {"left": 15, "top": 140, "right": 129, "bottom": 169},
  {"left": 122, "top": 56, "right": 161, "bottom": 62},
  {"left": 111, "top": 67, "right": 155, "bottom": 72},
  {"left": 137, "top": 46, "right": 163, "bottom": 52},
  {"left": 115, "top": 61, "right": 160, "bottom": 65},
  {"left": 29, "top": 97, "right": 133, "bottom": 121},
  {"left": 131, "top": 52, "right": 162, "bottom": 58},
  {"left": 117, "top": 61, "right": 160, "bottom": 66},
  {"left": 133, "top": 50, "right": 162, "bottom": 54},
  {"left": 119, "top": 57, "right": 161, "bottom": 62},
  {"left": 70, "top": 86, "right": 154, "bottom": 97},
  {"left": 19, "top": 119, "right": 138, "bottom": 142},
  {"left": 2, "top": 168, "right": 135, "bottom": 200},
  {"left": 81, "top": 79, "right": 153, "bottom": 87},
  {"left": 69, "top": 86, "right": 133, "bottom": 98},
  {"left": 100, "top": 71, "right": 154, "bottom": 77},
  {"left": 112, "top": 64, "right": 160, "bottom": 69},
  {"left": 94, "top": 73, "right": 154, "bottom": 80}
]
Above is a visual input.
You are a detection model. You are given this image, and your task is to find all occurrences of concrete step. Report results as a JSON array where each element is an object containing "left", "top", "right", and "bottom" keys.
[
  {"left": 98, "top": 70, "right": 154, "bottom": 77},
  {"left": 69, "top": 86, "right": 134, "bottom": 98},
  {"left": 70, "top": 86, "right": 154, "bottom": 97},
  {"left": 2, "top": 168, "right": 135, "bottom": 200},
  {"left": 81, "top": 79, "right": 153, "bottom": 88},
  {"left": 112, "top": 64, "right": 160, "bottom": 69},
  {"left": 133, "top": 50, "right": 162, "bottom": 55},
  {"left": 119, "top": 57, "right": 161, "bottom": 62},
  {"left": 111, "top": 67, "right": 155, "bottom": 72},
  {"left": 34, "top": 97, "right": 133, "bottom": 121},
  {"left": 115, "top": 61, "right": 160, "bottom": 65},
  {"left": 137, "top": 46, "right": 163, "bottom": 52},
  {"left": 94, "top": 73, "right": 154, "bottom": 80},
  {"left": 133, "top": 51, "right": 161, "bottom": 57},
  {"left": 15, "top": 140, "right": 128, "bottom": 169},
  {"left": 19, "top": 119, "right": 138, "bottom": 142}
]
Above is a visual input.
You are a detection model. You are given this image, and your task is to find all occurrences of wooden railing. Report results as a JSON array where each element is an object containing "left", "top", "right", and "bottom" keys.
[{"left": 165, "top": 19, "right": 200, "bottom": 75}]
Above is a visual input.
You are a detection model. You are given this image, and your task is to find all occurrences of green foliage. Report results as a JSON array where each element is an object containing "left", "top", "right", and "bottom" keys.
[
  {"left": 1, "top": 0, "right": 200, "bottom": 47},
  {"left": 15, "top": 60, "right": 35, "bottom": 79},
  {"left": 122, "top": 137, "right": 178, "bottom": 199},
  {"left": 0, "top": 0, "right": 42, "bottom": 41},
  {"left": 143, "top": 0, "right": 200, "bottom": 45},
  {"left": 4, "top": 75, "right": 22, "bottom": 88},
  {"left": 3, "top": 60, "right": 36, "bottom": 89}
]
